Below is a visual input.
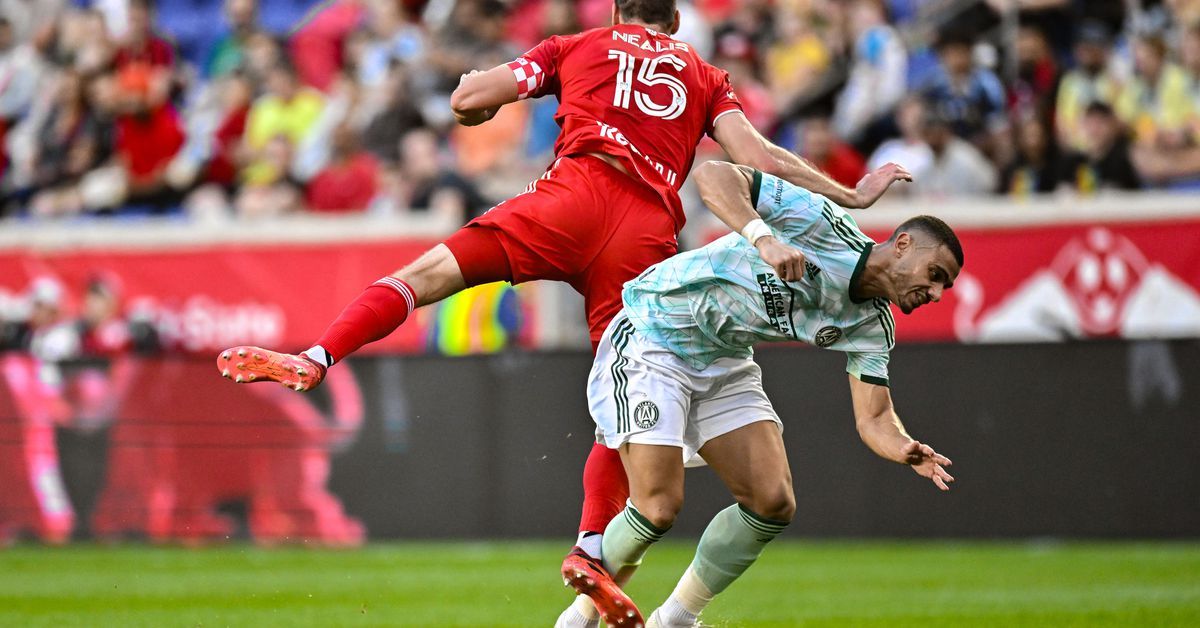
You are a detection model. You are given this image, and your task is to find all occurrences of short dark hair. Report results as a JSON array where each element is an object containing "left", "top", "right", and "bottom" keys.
[
  {"left": 934, "top": 29, "right": 974, "bottom": 51},
  {"left": 1085, "top": 101, "right": 1115, "bottom": 118},
  {"left": 890, "top": 215, "right": 964, "bottom": 268},
  {"left": 615, "top": 0, "right": 676, "bottom": 30}
]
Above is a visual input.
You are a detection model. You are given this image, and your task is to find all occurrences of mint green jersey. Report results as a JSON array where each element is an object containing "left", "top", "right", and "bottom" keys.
[{"left": 621, "top": 170, "right": 895, "bottom": 386}]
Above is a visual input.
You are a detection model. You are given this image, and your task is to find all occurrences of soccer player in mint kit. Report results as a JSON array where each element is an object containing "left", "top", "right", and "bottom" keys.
[{"left": 588, "top": 160, "right": 960, "bottom": 627}]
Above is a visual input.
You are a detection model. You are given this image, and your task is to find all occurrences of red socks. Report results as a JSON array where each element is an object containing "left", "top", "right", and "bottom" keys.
[
  {"left": 309, "top": 277, "right": 416, "bottom": 365},
  {"left": 578, "top": 442, "right": 629, "bottom": 534}
]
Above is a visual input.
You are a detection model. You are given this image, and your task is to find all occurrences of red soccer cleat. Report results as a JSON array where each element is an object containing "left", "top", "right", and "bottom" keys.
[
  {"left": 562, "top": 546, "right": 644, "bottom": 628},
  {"left": 216, "top": 346, "right": 326, "bottom": 392}
]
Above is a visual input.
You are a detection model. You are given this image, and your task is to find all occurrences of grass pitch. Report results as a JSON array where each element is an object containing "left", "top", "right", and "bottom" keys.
[{"left": 1, "top": 540, "right": 1197, "bottom": 626}]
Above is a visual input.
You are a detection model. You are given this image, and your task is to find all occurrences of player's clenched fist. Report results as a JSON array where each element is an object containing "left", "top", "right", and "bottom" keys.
[
  {"left": 458, "top": 69, "right": 484, "bottom": 87},
  {"left": 755, "top": 236, "right": 806, "bottom": 282}
]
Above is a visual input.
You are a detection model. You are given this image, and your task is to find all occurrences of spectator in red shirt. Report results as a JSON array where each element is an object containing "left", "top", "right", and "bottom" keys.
[
  {"left": 798, "top": 116, "right": 867, "bottom": 188},
  {"left": 113, "top": 0, "right": 175, "bottom": 72},
  {"left": 113, "top": 65, "right": 185, "bottom": 211},
  {"left": 1010, "top": 25, "right": 1059, "bottom": 120},
  {"left": 203, "top": 72, "right": 254, "bottom": 187},
  {"left": 306, "top": 124, "right": 379, "bottom": 213},
  {"left": 290, "top": 0, "right": 366, "bottom": 92}
]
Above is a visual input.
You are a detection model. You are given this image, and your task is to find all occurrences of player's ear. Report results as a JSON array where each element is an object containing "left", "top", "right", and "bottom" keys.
[
  {"left": 669, "top": 9, "right": 681, "bottom": 34},
  {"left": 611, "top": 1, "right": 621, "bottom": 26},
  {"left": 894, "top": 232, "right": 911, "bottom": 256}
]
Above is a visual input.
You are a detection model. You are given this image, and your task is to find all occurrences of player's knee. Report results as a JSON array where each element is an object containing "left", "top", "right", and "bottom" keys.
[
  {"left": 636, "top": 494, "right": 682, "bottom": 530},
  {"left": 393, "top": 244, "right": 466, "bottom": 304},
  {"left": 742, "top": 484, "right": 796, "bottom": 523}
]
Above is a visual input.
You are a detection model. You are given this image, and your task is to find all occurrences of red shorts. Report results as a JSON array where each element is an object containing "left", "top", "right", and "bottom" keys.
[{"left": 465, "top": 155, "right": 678, "bottom": 342}]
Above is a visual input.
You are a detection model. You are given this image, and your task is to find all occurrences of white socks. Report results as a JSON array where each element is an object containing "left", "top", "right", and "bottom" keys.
[
  {"left": 572, "top": 594, "right": 600, "bottom": 620},
  {"left": 577, "top": 531, "right": 603, "bottom": 560},
  {"left": 663, "top": 565, "right": 711, "bottom": 618},
  {"left": 301, "top": 345, "right": 333, "bottom": 367},
  {"left": 555, "top": 596, "right": 600, "bottom": 628}
]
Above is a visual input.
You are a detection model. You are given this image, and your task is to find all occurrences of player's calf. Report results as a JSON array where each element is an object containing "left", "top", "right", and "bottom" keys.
[{"left": 652, "top": 504, "right": 790, "bottom": 627}]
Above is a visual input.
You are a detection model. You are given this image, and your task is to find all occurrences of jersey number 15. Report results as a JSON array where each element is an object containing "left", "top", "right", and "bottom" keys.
[{"left": 607, "top": 50, "right": 688, "bottom": 120}]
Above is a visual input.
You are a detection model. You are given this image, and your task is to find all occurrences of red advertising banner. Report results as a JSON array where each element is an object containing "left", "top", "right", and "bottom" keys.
[
  {"left": 2, "top": 218, "right": 1199, "bottom": 350},
  {"left": 0, "top": 240, "right": 440, "bottom": 354}
]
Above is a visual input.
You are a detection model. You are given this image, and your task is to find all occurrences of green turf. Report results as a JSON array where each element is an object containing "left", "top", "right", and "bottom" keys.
[{"left": 1, "top": 541, "right": 1197, "bottom": 626}]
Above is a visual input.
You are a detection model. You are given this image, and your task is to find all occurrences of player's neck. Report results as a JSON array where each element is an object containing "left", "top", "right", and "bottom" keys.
[
  {"left": 850, "top": 244, "right": 894, "bottom": 303},
  {"left": 614, "top": 19, "right": 672, "bottom": 34}
]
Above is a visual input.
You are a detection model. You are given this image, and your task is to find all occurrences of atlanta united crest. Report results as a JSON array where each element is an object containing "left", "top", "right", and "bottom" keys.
[
  {"left": 814, "top": 326, "right": 842, "bottom": 347},
  {"left": 633, "top": 401, "right": 660, "bottom": 429}
]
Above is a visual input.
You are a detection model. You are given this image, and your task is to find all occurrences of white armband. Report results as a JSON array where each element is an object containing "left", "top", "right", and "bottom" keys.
[{"left": 741, "top": 218, "right": 772, "bottom": 245}]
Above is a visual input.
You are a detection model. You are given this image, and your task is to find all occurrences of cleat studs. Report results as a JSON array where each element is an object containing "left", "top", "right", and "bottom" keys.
[
  {"left": 235, "top": 374, "right": 244, "bottom": 383},
  {"left": 586, "top": 578, "right": 595, "bottom": 587},
  {"left": 248, "top": 374, "right": 257, "bottom": 381},
  {"left": 627, "top": 610, "right": 634, "bottom": 617},
  {"left": 221, "top": 351, "right": 231, "bottom": 360},
  {"left": 296, "top": 368, "right": 307, "bottom": 377},
  {"left": 222, "top": 370, "right": 230, "bottom": 378},
  {"left": 294, "top": 383, "right": 304, "bottom": 391},
  {"left": 237, "top": 362, "right": 245, "bottom": 369},
  {"left": 237, "top": 349, "right": 246, "bottom": 357},
  {"left": 254, "top": 353, "right": 264, "bottom": 361}
]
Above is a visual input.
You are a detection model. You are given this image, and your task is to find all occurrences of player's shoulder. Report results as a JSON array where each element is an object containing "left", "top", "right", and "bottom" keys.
[
  {"left": 815, "top": 199, "right": 871, "bottom": 244},
  {"left": 566, "top": 25, "right": 614, "bottom": 43}
]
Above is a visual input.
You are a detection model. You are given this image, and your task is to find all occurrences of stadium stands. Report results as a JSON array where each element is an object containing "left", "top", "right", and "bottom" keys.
[{"left": 0, "top": 0, "right": 1198, "bottom": 224}]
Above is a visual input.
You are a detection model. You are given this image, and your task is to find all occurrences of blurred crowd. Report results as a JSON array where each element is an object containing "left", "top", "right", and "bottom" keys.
[{"left": 2, "top": 0, "right": 1200, "bottom": 223}]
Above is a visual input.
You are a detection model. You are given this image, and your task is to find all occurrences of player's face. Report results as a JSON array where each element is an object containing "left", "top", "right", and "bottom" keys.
[{"left": 893, "top": 235, "right": 960, "bottom": 314}]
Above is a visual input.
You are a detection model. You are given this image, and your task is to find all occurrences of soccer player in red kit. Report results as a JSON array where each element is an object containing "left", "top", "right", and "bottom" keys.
[{"left": 218, "top": 1, "right": 910, "bottom": 624}]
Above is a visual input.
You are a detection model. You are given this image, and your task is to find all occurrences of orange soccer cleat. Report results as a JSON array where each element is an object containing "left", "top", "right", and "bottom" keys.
[
  {"left": 562, "top": 546, "right": 644, "bottom": 628},
  {"left": 216, "top": 346, "right": 326, "bottom": 392}
]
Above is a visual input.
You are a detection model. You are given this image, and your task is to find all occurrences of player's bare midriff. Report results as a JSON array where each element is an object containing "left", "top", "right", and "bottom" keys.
[{"left": 585, "top": 151, "right": 631, "bottom": 177}]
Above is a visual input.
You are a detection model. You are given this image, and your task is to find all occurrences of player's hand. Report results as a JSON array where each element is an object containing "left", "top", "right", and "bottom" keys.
[
  {"left": 454, "top": 107, "right": 498, "bottom": 126},
  {"left": 755, "top": 236, "right": 806, "bottom": 282},
  {"left": 454, "top": 70, "right": 499, "bottom": 126},
  {"left": 458, "top": 69, "right": 485, "bottom": 87},
  {"left": 900, "top": 440, "right": 954, "bottom": 491},
  {"left": 849, "top": 162, "right": 912, "bottom": 209}
]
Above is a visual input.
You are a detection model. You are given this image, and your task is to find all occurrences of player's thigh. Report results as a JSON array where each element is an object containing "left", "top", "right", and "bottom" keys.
[
  {"left": 576, "top": 194, "right": 678, "bottom": 342},
  {"left": 588, "top": 318, "right": 692, "bottom": 451},
  {"left": 468, "top": 158, "right": 607, "bottom": 283},
  {"left": 694, "top": 363, "right": 794, "bottom": 520},
  {"left": 588, "top": 317, "right": 692, "bottom": 514},
  {"left": 699, "top": 421, "right": 792, "bottom": 515},
  {"left": 619, "top": 443, "right": 685, "bottom": 528}
]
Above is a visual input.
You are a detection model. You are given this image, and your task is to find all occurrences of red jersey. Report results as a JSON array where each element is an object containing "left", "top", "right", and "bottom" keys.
[{"left": 506, "top": 24, "right": 743, "bottom": 230}]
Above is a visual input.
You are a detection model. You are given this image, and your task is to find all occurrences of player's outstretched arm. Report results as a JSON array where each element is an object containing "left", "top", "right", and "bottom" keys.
[
  {"left": 694, "top": 161, "right": 807, "bottom": 281},
  {"left": 847, "top": 375, "right": 955, "bottom": 491},
  {"left": 450, "top": 66, "right": 520, "bottom": 127},
  {"left": 712, "top": 111, "right": 912, "bottom": 209}
]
